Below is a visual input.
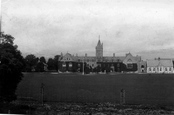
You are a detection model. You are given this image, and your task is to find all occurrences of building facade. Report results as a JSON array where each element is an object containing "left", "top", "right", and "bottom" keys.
[
  {"left": 147, "top": 58, "right": 174, "bottom": 73},
  {"left": 58, "top": 40, "right": 146, "bottom": 73}
]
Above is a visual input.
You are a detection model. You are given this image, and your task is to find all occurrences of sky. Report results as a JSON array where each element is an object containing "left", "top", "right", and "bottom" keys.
[{"left": 1, "top": 0, "right": 174, "bottom": 60}]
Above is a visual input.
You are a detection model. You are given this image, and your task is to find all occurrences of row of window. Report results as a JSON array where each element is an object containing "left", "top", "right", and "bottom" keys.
[
  {"left": 63, "top": 58, "right": 71, "bottom": 61},
  {"left": 62, "top": 63, "right": 121, "bottom": 67},
  {"left": 148, "top": 67, "right": 172, "bottom": 72},
  {"left": 127, "top": 64, "right": 133, "bottom": 69},
  {"left": 62, "top": 63, "right": 72, "bottom": 67},
  {"left": 77, "top": 59, "right": 121, "bottom": 62}
]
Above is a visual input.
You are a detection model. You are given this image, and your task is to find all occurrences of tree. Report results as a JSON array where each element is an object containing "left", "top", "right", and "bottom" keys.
[
  {"left": 47, "top": 58, "right": 55, "bottom": 70},
  {"left": 53, "top": 55, "right": 60, "bottom": 71},
  {"left": 0, "top": 32, "right": 25, "bottom": 102},
  {"left": 24, "top": 54, "right": 38, "bottom": 72},
  {"left": 40, "top": 56, "right": 46, "bottom": 63},
  {"left": 35, "top": 56, "right": 47, "bottom": 72},
  {"left": 35, "top": 61, "right": 45, "bottom": 72}
]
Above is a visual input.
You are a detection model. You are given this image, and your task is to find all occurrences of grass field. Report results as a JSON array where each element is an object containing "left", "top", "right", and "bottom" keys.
[{"left": 16, "top": 73, "right": 174, "bottom": 105}]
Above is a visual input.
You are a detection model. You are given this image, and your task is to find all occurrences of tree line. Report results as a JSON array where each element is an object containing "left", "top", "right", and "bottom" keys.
[
  {"left": 0, "top": 32, "right": 60, "bottom": 104},
  {"left": 24, "top": 54, "right": 60, "bottom": 72},
  {"left": 0, "top": 32, "right": 25, "bottom": 102}
]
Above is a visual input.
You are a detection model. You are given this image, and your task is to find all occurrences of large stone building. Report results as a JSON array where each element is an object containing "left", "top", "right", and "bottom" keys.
[{"left": 59, "top": 40, "right": 146, "bottom": 73}]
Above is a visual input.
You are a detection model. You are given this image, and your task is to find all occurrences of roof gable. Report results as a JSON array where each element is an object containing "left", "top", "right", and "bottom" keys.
[
  {"left": 123, "top": 53, "right": 137, "bottom": 64},
  {"left": 147, "top": 59, "right": 173, "bottom": 67},
  {"left": 61, "top": 53, "right": 74, "bottom": 62}
]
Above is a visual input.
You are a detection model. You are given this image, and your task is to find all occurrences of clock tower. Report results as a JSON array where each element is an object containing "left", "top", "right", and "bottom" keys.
[{"left": 96, "top": 38, "right": 103, "bottom": 62}]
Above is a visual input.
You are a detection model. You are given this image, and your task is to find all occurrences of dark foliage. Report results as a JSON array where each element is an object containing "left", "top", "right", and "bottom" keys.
[
  {"left": 47, "top": 55, "right": 60, "bottom": 71},
  {"left": 35, "top": 56, "right": 46, "bottom": 72},
  {"left": 24, "top": 54, "right": 38, "bottom": 72},
  {"left": 40, "top": 56, "right": 46, "bottom": 63},
  {"left": 47, "top": 58, "right": 55, "bottom": 70},
  {"left": 0, "top": 32, "right": 25, "bottom": 102},
  {"left": 35, "top": 62, "right": 45, "bottom": 72},
  {"left": 53, "top": 55, "right": 60, "bottom": 71}
]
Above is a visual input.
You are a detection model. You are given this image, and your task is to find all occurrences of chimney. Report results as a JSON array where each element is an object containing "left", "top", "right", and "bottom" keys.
[
  {"left": 113, "top": 53, "right": 115, "bottom": 57},
  {"left": 61, "top": 52, "right": 63, "bottom": 57}
]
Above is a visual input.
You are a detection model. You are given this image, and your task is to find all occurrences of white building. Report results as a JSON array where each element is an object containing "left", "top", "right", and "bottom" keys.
[{"left": 147, "top": 58, "right": 173, "bottom": 73}]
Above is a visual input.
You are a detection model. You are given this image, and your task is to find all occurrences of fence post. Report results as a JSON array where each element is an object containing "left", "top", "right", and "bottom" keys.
[
  {"left": 120, "top": 89, "right": 125, "bottom": 105},
  {"left": 41, "top": 83, "right": 45, "bottom": 106}
]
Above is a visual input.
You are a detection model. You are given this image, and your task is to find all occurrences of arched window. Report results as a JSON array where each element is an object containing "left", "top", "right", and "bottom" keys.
[
  {"left": 127, "top": 59, "right": 132, "bottom": 62},
  {"left": 169, "top": 67, "right": 172, "bottom": 71},
  {"left": 153, "top": 68, "right": 155, "bottom": 71},
  {"left": 165, "top": 68, "right": 167, "bottom": 71},
  {"left": 149, "top": 68, "right": 151, "bottom": 71},
  {"left": 157, "top": 68, "right": 159, "bottom": 71}
]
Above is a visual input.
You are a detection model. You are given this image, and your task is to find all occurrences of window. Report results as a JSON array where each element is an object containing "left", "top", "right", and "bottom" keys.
[
  {"left": 62, "top": 63, "right": 66, "bottom": 67},
  {"left": 127, "top": 59, "right": 132, "bottom": 62},
  {"left": 165, "top": 68, "right": 167, "bottom": 71},
  {"left": 160, "top": 67, "right": 162, "bottom": 71},
  {"left": 69, "top": 63, "right": 72, "bottom": 67},
  {"left": 157, "top": 68, "right": 159, "bottom": 71},
  {"left": 153, "top": 68, "right": 155, "bottom": 71},
  {"left": 149, "top": 68, "right": 151, "bottom": 71},
  {"left": 169, "top": 67, "right": 172, "bottom": 71},
  {"left": 127, "top": 64, "right": 133, "bottom": 69}
]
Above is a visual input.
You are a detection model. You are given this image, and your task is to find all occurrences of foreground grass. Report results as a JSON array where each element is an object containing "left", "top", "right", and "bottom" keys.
[
  {"left": 16, "top": 73, "right": 174, "bottom": 105},
  {"left": 5, "top": 101, "right": 174, "bottom": 114}
]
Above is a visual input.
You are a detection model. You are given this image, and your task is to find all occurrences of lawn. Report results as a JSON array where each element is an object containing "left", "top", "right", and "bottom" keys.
[{"left": 16, "top": 73, "right": 174, "bottom": 105}]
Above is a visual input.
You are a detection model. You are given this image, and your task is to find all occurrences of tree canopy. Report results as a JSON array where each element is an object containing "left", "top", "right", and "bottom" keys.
[
  {"left": 0, "top": 32, "right": 25, "bottom": 102},
  {"left": 24, "top": 54, "right": 38, "bottom": 72}
]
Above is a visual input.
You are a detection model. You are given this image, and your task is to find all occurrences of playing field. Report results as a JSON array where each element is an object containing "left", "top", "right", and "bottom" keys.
[{"left": 16, "top": 73, "right": 174, "bottom": 105}]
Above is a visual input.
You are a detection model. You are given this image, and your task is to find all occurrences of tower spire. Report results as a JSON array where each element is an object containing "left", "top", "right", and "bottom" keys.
[{"left": 97, "top": 35, "right": 101, "bottom": 46}]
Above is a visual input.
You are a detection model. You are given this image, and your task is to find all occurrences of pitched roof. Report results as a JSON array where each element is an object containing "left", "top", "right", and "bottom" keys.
[
  {"left": 61, "top": 53, "right": 76, "bottom": 62},
  {"left": 96, "top": 39, "right": 103, "bottom": 48},
  {"left": 103, "top": 56, "right": 125, "bottom": 62},
  {"left": 97, "top": 39, "right": 101, "bottom": 45},
  {"left": 123, "top": 53, "right": 137, "bottom": 63},
  {"left": 147, "top": 59, "right": 173, "bottom": 67}
]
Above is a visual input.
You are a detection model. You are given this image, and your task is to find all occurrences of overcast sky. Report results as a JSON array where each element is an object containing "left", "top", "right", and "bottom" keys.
[{"left": 1, "top": 0, "right": 174, "bottom": 60}]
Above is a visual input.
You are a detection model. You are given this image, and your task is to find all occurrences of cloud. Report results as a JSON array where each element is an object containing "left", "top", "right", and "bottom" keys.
[{"left": 2, "top": 0, "right": 174, "bottom": 59}]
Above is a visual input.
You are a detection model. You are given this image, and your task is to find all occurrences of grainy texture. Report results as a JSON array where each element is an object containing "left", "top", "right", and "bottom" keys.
[{"left": 16, "top": 73, "right": 174, "bottom": 105}]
